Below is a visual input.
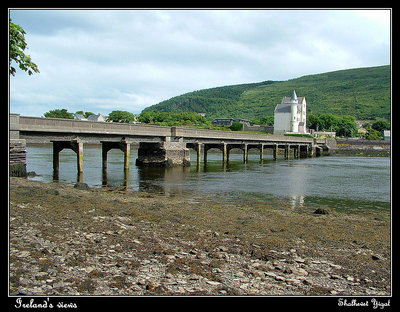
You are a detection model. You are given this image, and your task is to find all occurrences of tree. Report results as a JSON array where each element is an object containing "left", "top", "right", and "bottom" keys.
[
  {"left": 137, "top": 111, "right": 206, "bottom": 126},
  {"left": 44, "top": 109, "right": 74, "bottom": 119},
  {"left": 336, "top": 115, "right": 357, "bottom": 137},
  {"left": 307, "top": 114, "right": 322, "bottom": 131},
  {"left": 84, "top": 112, "right": 95, "bottom": 118},
  {"left": 366, "top": 128, "right": 382, "bottom": 140},
  {"left": 258, "top": 116, "right": 274, "bottom": 126},
  {"left": 307, "top": 113, "right": 357, "bottom": 137},
  {"left": 371, "top": 120, "right": 390, "bottom": 133},
  {"left": 108, "top": 110, "right": 136, "bottom": 123},
  {"left": 9, "top": 19, "right": 39, "bottom": 76}
]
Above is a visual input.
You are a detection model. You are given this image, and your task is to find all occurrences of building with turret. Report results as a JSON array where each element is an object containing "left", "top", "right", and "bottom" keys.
[{"left": 273, "top": 90, "right": 307, "bottom": 134}]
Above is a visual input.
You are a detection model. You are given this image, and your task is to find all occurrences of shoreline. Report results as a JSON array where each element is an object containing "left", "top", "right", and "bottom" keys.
[
  {"left": 330, "top": 138, "right": 390, "bottom": 157},
  {"left": 9, "top": 177, "right": 391, "bottom": 296}
]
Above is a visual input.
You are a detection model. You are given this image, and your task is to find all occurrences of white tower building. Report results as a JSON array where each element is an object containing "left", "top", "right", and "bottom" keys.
[
  {"left": 290, "top": 90, "right": 299, "bottom": 133},
  {"left": 273, "top": 90, "right": 307, "bottom": 134}
]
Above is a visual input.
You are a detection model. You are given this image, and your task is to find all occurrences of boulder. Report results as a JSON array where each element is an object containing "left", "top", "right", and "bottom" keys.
[
  {"left": 314, "top": 208, "right": 330, "bottom": 215},
  {"left": 74, "top": 182, "right": 90, "bottom": 190}
]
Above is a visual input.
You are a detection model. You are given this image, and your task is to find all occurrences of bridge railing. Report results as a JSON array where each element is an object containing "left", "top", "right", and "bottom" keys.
[
  {"left": 16, "top": 115, "right": 314, "bottom": 144},
  {"left": 179, "top": 127, "right": 313, "bottom": 143},
  {"left": 18, "top": 115, "right": 171, "bottom": 137}
]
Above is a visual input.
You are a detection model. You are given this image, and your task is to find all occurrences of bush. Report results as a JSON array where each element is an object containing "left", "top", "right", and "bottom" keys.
[
  {"left": 230, "top": 122, "right": 243, "bottom": 131},
  {"left": 108, "top": 110, "right": 136, "bottom": 123}
]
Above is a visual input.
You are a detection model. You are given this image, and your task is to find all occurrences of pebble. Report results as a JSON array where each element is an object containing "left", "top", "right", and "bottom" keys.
[
  {"left": 291, "top": 267, "right": 308, "bottom": 276},
  {"left": 206, "top": 280, "right": 221, "bottom": 286},
  {"left": 265, "top": 272, "right": 277, "bottom": 278},
  {"left": 286, "top": 278, "right": 301, "bottom": 285},
  {"left": 275, "top": 275, "right": 286, "bottom": 282},
  {"left": 294, "top": 257, "right": 306, "bottom": 263}
]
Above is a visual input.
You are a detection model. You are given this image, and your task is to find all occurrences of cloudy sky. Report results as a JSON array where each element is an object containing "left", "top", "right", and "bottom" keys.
[{"left": 9, "top": 9, "right": 391, "bottom": 117}]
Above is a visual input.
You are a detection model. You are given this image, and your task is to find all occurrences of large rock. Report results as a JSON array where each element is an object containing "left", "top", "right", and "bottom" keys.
[
  {"left": 74, "top": 182, "right": 90, "bottom": 190},
  {"left": 314, "top": 208, "right": 330, "bottom": 215}
]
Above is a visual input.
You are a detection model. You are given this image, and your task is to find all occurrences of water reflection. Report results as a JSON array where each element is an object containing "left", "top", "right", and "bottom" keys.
[
  {"left": 102, "top": 168, "right": 130, "bottom": 188},
  {"left": 53, "top": 169, "right": 83, "bottom": 183},
  {"left": 137, "top": 166, "right": 191, "bottom": 195},
  {"left": 289, "top": 195, "right": 305, "bottom": 210}
]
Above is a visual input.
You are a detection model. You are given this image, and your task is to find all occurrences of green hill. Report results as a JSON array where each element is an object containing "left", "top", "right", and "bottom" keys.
[{"left": 143, "top": 65, "right": 390, "bottom": 121}]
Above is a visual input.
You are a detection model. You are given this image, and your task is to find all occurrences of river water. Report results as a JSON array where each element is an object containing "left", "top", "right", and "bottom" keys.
[{"left": 25, "top": 144, "right": 391, "bottom": 213}]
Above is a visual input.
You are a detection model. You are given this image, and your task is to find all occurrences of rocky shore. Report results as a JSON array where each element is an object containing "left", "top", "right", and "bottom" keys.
[{"left": 9, "top": 177, "right": 391, "bottom": 296}]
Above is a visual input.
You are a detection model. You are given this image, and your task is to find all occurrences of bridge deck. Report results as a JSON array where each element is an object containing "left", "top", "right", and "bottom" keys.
[{"left": 15, "top": 115, "right": 316, "bottom": 145}]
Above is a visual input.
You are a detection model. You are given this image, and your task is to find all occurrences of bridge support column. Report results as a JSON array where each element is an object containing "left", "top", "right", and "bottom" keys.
[
  {"left": 273, "top": 144, "right": 278, "bottom": 160},
  {"left": 222, "top": 143, "right": 228, "bottom": 166},
  {"left": 295, "top": 145, "right": 300, "bottom": 158},
  {"left": 285, "top": 144, "right": 290, "bottom": 159},
  {"left": 51, "top": 138, "right": 83, "bottom": 176},
  {"left": 101, "top": 138, "right": 131, "bottom": 170},
  {"left": 260, "top": 144, "right": 264, "bottom": 161},
  {"left": 243, "top": 144, "right": 248, "bottom": 163},
  {"left": 196, "top": 143, "right": 202, "bottom": 168},
  {"left": 308, "top": 145, "right": 314, "bottom": 157}
]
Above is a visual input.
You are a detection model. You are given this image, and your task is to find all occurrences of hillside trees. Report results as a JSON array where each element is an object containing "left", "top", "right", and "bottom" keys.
[{"left": 144, "top": 66, "right": 390, "bottom": 121}]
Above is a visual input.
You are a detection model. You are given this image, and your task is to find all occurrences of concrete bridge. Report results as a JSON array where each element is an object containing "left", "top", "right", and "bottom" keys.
[{"left": 10, "top": 114, "right": 329, "bottom": 175}]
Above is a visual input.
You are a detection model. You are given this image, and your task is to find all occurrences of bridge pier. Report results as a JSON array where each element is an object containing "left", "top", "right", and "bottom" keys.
[
  {"left": 260, "top": 144, "right": 265, "bottom": 161},
  {"left": 136, "top": 137, "right": 190, "bottom": 167},
  {"left": 284, "top": 144, "right": 290, "bottom": 159},
  {"left": 295, "top": 145, "right": 300, "bottom": 158},
  {"left": 300, "top": 145, "right": 306, "bottom": 158},
  {"left": 273, "top": 144, "right": 278, "bottom": 160},
  {"left": 51, "top": 138, "right": 84, "bottom": 176},
  {"left": 101, "top": 137, "right": 131, "bottom": 170},
  {"left": 203, "top": 143, "right": 227, "bottom": 166},
  {"left": 222, "top": 143, "right": 228, "bottom": 164},
  {"left": 243, "top": 144, "right": 248, "bottom": 163}
]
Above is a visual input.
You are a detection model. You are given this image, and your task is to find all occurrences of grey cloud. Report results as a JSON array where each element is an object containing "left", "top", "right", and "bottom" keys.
[{"left": 9, "top": 9, "right": 390, "bottom": 117}]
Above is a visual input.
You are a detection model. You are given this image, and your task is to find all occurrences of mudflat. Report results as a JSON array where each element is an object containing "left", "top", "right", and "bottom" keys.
[{"left": 9, "top": 177, "right": 390, "bottom": 296}]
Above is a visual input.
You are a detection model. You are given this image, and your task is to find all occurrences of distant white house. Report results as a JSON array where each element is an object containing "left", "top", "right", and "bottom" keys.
[
  {"left": 384, "top": 130, "right": 390, "bottom": 141},
  {"left": 73, "top": 113, "right": 87, "bottom": 121},
  {"left": 274, "top": 90, "right": 307, "bottom": 134},
  {"left": 87, "top": 113, "right": 106, "bottom": 122}
]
